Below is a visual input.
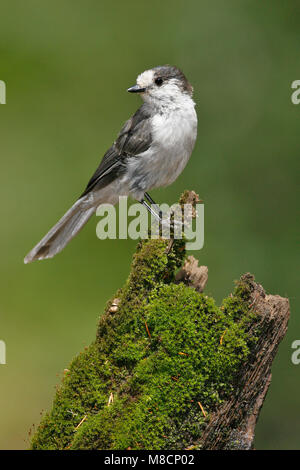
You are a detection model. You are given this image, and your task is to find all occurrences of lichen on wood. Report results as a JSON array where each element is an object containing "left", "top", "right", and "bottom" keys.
[{"left": 30, "top": 191, "right": 289, "bottom": 450}]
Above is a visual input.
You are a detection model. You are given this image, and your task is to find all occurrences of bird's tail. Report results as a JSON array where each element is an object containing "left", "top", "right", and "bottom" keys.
[{"left": 24, "top": 196, "right": 96, "bottom": 264}]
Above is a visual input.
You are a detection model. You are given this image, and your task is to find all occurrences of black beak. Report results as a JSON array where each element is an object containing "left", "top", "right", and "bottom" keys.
[{"left": 127, "top": 85, "right": 146, "bottom": 93}]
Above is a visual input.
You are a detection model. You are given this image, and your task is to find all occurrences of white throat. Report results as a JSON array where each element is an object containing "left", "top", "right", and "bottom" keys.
[{"left": 144, "top": 87, "right": 195, "bottom": 114}]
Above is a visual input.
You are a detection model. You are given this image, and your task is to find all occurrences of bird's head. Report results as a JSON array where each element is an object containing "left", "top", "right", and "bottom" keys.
[{"left": 127, "top": 65, "right": 193, "bottom": 105}]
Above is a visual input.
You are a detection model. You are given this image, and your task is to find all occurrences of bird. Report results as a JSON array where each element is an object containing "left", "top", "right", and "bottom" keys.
[{"left": 24, "top": 65, "right": 198, "bottom": 263}]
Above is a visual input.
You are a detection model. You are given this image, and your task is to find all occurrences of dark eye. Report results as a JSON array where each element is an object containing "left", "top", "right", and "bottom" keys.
[{"left": 155, "top": 77, "right": 163, "bottom": 86}]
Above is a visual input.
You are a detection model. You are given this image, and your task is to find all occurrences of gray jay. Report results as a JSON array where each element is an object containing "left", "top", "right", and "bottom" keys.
[{"left": 24, "top": 65, "right": 197, "bottom": 263}]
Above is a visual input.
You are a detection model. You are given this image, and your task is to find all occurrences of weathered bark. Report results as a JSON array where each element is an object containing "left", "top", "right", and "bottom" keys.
[
  {"left": 197, "top": 273, "right": 290, "bottom": 450},
  {"left": 175, "top": 255, "right": 208, "bottom": 293}
]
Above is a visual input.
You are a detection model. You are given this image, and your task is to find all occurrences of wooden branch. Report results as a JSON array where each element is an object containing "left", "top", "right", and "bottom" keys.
[{"left": 175, "top": 255, "right": 208, "bottom": 293}]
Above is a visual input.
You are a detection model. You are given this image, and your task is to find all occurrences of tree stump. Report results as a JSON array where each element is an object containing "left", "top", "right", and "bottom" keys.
[{"left": 30, "top": 191, "right": 290, "bottom": 450}]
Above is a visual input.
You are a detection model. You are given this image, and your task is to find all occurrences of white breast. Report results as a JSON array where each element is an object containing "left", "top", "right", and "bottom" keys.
[
  {"left": 126, "top": 95, "right": 197, "bottom": 200},
  {"left": 151, "top": 98, "right": 197, "bottom": 185}
]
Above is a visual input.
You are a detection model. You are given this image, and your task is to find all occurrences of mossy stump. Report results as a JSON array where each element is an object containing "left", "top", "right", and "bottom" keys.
[{"left": 30, "top": 192, "right": 289, "bottom": 450}]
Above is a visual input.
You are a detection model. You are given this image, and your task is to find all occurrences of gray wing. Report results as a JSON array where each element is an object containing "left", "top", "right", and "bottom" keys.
[{"left": 80, "top": 104, "right": 152, "bottom": 197}]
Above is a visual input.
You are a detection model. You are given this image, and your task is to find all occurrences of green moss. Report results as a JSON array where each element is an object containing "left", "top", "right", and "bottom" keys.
[{"left": 31, "top": 237, "right": 258, "bottom": 450}]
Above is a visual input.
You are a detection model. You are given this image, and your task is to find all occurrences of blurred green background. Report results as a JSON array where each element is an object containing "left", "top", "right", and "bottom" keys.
[{"left": 0, "top": 0, "right": 299, "bottom": 449}]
